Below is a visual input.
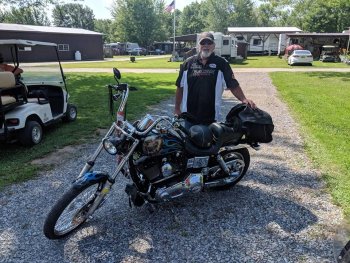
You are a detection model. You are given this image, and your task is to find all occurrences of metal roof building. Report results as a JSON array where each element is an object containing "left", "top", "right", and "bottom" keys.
[
  {"left": 227, "top": 27, "right": 303, "bottom": 54},
  {"left": 0, "top": 23, "right": 104, "bottom": 62}
]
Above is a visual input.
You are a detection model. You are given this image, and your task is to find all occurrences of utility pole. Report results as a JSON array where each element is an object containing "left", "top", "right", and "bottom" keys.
[{"left": 346, "top": 27, "right": 350, "bottom": 63}]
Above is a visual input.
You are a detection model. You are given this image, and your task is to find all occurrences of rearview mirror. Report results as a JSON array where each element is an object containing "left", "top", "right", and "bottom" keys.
[{"left": 113, "top": 68, "right": 121, "bottom": 80}]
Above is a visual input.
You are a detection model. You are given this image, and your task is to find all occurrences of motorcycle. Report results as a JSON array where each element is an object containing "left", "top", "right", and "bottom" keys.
[{"left": 43, "top": 68, "right": 274, "bottom": 239}]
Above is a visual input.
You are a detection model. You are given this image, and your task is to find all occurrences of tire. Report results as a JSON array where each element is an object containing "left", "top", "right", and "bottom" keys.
[
  {"left": 19, "top": 120, "right": 43, "bottom": 146},
  {"left": 63, "top": 104, "right": 77, "bottom": 122},
  {"left": 338, "top": 240, "right": 350, "bottom": 263},
  {"left": 43, "top": 182, "right": 103, "bottom": 239},
  {"left": 210, "top": 148, "right": 250, "bottom": 190}
]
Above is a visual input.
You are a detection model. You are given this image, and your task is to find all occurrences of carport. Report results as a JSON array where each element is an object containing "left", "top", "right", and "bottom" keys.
[{"left": 286, "top": 32, "right": 350, "bottom": 58}]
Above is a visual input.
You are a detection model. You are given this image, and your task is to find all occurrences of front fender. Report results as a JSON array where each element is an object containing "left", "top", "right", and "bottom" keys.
[{"left": 73, "top": 171, "right": 109, "bottom": 189}]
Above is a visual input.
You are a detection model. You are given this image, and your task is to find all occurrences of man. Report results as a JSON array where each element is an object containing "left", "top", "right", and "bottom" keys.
[{"left": 175, "top": 32, "right": 255, "bottom": 125}]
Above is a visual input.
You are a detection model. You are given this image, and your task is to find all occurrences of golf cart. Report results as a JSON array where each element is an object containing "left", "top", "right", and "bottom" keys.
[
  {"left": 319, "top": 45, "right": 340, "bottom": 62},
  {"left": 0, "top": 39, "right": 77, "bottom": 146}
]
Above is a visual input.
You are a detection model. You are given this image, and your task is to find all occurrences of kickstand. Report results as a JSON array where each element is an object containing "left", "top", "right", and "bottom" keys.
[
  {"left": 128, "top": 197, "right": 132, "bottom": 208},
  {"left": 145, "top": 201, "right": 156, "bottom": 214}
]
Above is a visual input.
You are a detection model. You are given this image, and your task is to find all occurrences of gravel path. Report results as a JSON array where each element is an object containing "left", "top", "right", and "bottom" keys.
[{"left": 0, "top": 72, "right": 343, "bottom": 262}]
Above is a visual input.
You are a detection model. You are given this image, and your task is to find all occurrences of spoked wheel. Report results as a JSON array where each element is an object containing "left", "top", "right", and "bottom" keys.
[
  {"left": 209, "top": 148, "right": 250, "bottom": 190},
  {"left": 43, "top": 182, "right": 104, "bottom": 239}
]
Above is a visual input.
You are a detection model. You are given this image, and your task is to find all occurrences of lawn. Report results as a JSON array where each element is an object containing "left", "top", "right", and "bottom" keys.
[
  {"left": 270, "top": 72, "right": 350, "bottom": 217},
  {"left": 58, "top": 56, "right": 350, "bottom": 69},
  {"left": 0, "top": 72, "right": 177, "bottom": 189}
]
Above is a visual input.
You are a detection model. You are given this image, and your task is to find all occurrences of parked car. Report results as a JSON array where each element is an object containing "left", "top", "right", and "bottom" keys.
[
  {"left": 288, "top": 50, "right": 313, "bottom": 66},
  {"left": 0, "top": 39, "right": 77, "bottom": 146},
  {"left": 155, "top": 49, "right": 166, "bottom": 55},
  {"left": 128, "top": 47, "right": 147, "bottom": 56},
  {"left": 319, "top": 45, "right": 340, "bottom": 62}
]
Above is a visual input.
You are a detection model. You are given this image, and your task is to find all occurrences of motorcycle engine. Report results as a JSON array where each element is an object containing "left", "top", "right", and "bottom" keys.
[{"left": 135, "top": 152, "right": 184, "bottom": 182}]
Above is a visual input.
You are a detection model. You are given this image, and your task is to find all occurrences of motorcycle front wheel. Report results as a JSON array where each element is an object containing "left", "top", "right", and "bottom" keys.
[{"left": 43, "top": 182, "right": 103, "bottom": 239}]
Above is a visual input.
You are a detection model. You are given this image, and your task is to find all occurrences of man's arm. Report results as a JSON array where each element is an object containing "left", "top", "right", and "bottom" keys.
[
  {"left": 174, "top": 86, "right": 183, "bottom": 115},
  {"left": 228, "top": 85, "right": 256, "bottom": 109}
]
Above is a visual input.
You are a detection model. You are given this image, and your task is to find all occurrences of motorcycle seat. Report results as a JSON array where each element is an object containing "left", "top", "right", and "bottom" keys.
[{"left": 185, "top": 122, "right": 243, "bottom": 156}]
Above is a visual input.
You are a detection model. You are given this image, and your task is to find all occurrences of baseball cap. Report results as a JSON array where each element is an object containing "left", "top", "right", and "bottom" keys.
[{"left": 199, "top": 32, "right": 214, "bottom": 44}]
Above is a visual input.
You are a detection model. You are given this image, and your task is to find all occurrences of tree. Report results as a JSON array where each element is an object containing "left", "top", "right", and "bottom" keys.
[
  {"left": 94, "top": 19, "right": 113, "bottom": 43},
  {"left": 256, "top": 1, "right": 291, "bottom": 27},
  {"left": 1, "top": 6, "right": 50, "bottom": 25},
  {"left": 229, "top": 0, "right": 257, "bottom": 27},
  {"left": 52, "top": 3, "right": 95, "bottom": 30},
  {"left": 111, "top": 0, "right": 160, "bottom": 47},
  {"left": 199, "top": 0, "right": 258, "bottom": 33},
  {"left": 178, "top": 2, "right": 206, "bottom": 35},
  {"left": 288, "top": 0, "right": 350, "bottom": 32},
  {"left": 0, "top": 0, "right": 81, "bottom": 8}
]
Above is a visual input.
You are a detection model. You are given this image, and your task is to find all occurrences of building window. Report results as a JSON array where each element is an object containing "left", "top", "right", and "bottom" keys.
[
  {"left": 223, "top": 40, "right": 229, "bottom": 45},
  {"left": 253, "top": 39, "right": 262, "bottom": 46},
  {"left": 58, "top": 44, "right": 69, "bottom": 51}
]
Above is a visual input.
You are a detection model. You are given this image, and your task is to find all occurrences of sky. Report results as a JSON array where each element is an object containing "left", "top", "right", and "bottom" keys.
[{"left": 83, "top": 0, "right": 201, "bottom": 19}]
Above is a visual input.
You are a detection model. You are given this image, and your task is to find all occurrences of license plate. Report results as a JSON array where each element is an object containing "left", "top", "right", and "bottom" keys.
[{"left": 301, "top": 56, "right": 306, "bottom": 58}]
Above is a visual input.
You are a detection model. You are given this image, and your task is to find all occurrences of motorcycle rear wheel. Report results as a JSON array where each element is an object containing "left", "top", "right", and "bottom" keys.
[
  {"left": 211, "top": 148, "right": 250, "bottom": 190},
  {"left": 43, "top": 182, "right": 102, "bottom": 239}
]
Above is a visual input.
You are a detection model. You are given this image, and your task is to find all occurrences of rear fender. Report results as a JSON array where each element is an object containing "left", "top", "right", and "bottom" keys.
[{"left": 73, "top": 171, "right": 109, "bottom": 189}]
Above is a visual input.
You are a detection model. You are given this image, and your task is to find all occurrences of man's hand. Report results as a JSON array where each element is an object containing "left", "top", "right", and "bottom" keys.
[
  {"left": 174, "top": 108, "right": 181, "bottom": 116},
  {"left": 242, "top": 98, "right": 256, "bottom": 109}
]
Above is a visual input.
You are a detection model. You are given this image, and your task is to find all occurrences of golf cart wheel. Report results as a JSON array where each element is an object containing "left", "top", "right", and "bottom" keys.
[
  {"left": 63, "top": 104, "right": 77, "bottom": 122},
  {"left": 19, "top": 120, "right": 43, "bottom": 146}
]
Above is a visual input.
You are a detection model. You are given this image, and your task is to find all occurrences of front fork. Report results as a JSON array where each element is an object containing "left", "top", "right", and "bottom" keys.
[{"left": 85, "top": 139, "right": 140, "bottom": 218}]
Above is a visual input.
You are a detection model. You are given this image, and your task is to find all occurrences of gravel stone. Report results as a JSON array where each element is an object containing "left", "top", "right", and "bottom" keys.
[{"left": 0, "top": 72, "right": 343, "bottom": 262}]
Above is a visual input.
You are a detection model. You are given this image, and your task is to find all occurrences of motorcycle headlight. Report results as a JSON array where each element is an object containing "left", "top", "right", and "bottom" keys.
[{"left": 103, "top": 137, "right": 118, "bottom": 155}]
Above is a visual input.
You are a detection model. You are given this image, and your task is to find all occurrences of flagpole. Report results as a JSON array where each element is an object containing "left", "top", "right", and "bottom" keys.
[{"left": 173, "top": 1, "right": 176, "bottom": 56}]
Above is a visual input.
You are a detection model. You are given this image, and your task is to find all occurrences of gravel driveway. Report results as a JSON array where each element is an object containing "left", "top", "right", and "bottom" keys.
[{"left": 0, "top": 72, "right": 343, "bottom": 263}]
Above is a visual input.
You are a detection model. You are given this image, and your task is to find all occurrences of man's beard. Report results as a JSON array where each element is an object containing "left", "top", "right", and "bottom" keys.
[{"left": 200, "top": 50, "right": 213, "bottom": 59}]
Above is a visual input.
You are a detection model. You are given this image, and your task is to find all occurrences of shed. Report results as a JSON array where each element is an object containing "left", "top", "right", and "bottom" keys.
[
  {"left": 286, "top": 32, "right": 350, "bottom": 58},
  {"left": 0, "top": 23, "right": 103, "bottom": 62}
]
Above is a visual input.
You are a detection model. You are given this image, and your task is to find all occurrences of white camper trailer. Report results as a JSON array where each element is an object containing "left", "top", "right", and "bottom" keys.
[
  {"left": 196, "top": 32, "right": 238, "bottom": 61},
  {"left": 248, "top": 35, "right": 279, "bottom": 54}
]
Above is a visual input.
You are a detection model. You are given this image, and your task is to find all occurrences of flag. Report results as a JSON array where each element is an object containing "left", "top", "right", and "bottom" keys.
[{"left": 164, "top": 0, "right": 175, "bottom": 13}]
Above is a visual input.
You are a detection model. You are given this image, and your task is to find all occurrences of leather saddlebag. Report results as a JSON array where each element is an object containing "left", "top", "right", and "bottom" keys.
[{"left": 226, "top": 103, "right": 274, "bottom": 143}]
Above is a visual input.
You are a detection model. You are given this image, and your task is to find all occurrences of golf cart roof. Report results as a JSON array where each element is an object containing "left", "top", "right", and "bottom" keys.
[
  {"left": 322, "top": 45, "right": 337, "bottom": 48},
  {"left": 0, "top": 39, "right": 57, "bottom": 47}
]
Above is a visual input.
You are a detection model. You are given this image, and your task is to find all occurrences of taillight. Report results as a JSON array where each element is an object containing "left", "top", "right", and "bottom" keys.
[
  {"left": 293, "top": 55, "right": 300, "bottom": 58},
  {"left": 6, "top": 118, "right": 19, "bottom": 126},
  {"left": 307, "top": 55, "right": 313, "bottom": 57}
]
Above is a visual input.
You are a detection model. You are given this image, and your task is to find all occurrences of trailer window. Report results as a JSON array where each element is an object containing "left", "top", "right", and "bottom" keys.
[
  {"left": 223, "top": 40, "right": 229, "bottom": 45},
  {"left": 58, "top": 44, "right": 69, "bottom": 52},
  {"left": 253, "top": 39, "right": 262, "bottom": 46}
]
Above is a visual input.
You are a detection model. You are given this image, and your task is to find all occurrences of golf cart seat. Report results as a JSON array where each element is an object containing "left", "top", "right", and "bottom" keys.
[{"left": 0, "top": 72, "right": 27, "bottom": 113}]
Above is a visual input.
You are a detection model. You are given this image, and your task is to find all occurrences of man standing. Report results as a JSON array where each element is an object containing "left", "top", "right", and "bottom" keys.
[{"left": 175, "top": 32, "right": 255, "bottom": 125}]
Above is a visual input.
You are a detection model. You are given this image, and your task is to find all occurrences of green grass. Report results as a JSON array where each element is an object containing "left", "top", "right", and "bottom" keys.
[
  {"left": 59, "top": 56, "right": 350, "bottom": 69},
  {"left": 270, "top": 72, "right": 350, "bottom": 217},
  {"left": 0, "top": 72, "right": 177, "bottom": 189},
  {"left": 62, "top": 57, "right": 181, "bottom": 69}
]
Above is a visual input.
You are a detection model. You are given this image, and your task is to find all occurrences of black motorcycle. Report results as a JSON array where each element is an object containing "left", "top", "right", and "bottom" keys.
[{"left": 43, "top": 68, "right": 274, "bottom": 239}]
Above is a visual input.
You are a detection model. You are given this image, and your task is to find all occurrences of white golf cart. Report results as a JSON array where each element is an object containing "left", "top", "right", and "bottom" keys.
[{"left": 0, "top": 39, "right": 77, "bottom": 146}]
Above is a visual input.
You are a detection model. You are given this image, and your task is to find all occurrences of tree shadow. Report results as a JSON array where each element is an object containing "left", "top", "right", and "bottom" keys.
[{"left": 305, "top": 72, "right": 350, "bottom": 81}]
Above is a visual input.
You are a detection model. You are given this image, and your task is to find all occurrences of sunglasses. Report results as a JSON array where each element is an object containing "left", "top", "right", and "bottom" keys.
[{"left": 200, "top": 39, "right": 214, "bottom": 45}]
